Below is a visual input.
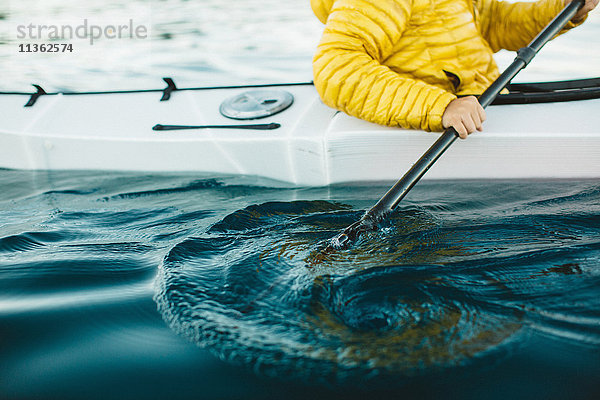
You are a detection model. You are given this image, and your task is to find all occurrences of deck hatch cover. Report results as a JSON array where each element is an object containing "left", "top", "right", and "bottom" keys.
[{"left": 219, "top": 90, "right": 293, "bottom": 120}]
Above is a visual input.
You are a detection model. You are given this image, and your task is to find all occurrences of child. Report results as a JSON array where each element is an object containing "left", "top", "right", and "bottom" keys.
[{"left": 312, "top": 0, "right": 597, "bottom": 138}]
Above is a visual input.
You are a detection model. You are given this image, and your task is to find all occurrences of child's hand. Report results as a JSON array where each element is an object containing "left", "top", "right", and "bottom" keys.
[
  {"left": 441, "top": 96, "right": 486, "bottom": 139},
  {"left": 567, "top": 0, "right": 599, "bottom": 23}
]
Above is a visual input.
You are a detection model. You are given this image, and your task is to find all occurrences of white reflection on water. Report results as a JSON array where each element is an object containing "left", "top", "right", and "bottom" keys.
[
  {"left": 0, "top": 279, "right": 154, "bottom": 315},
  {"left": 0, "top": 0, "right": 598, "bottom": 91},
  {"left": 1, "top": 0, "right": 322, "bottom": 91}
]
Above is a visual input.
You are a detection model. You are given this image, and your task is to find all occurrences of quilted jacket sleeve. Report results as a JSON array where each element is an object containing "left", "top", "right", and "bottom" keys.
[
  {"left": 312, "top": 0, "right": 457, "bottom": 132},
  {"left": 476, "top": 0, "right": 586, "bottom": 52}
]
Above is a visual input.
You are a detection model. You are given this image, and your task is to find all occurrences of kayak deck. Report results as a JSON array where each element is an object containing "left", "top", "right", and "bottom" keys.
[{"left": 1, "top": 81, "right": 599, "bottom": 186}]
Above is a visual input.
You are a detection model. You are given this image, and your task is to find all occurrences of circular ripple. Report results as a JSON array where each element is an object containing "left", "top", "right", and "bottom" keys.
[{"left": 154, "top": 201, "right": 523, "bottom": 383}]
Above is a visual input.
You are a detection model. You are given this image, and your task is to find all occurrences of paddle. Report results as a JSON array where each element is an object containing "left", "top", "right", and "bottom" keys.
[{"left": 325, "top": 0, "right": 585, "bottom": 251}]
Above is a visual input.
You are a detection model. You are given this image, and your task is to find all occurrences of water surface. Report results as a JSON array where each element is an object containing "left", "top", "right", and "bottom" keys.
[
  {"left": 1, "top": 170, "right": 599, "bottom": 399},
  {"left": 1, "top": 0, "right": 599, "bottom": 92}
]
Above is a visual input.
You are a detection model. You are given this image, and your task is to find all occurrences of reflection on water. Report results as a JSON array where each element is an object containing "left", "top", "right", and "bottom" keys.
[
  {"left": 1, "top": 0, "right": 599, "bottom": 92},
  {"left": 0, "top": 0, "right": 322, "bottom": 91}
]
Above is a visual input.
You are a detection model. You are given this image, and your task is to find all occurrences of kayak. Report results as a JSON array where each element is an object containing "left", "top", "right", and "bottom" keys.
[{"left": 1, "top": 78, "right": 599, "bottom": 186}]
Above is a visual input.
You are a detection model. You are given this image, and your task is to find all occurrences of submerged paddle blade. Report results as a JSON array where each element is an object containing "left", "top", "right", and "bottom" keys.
[
  {"left": 322, "top": 209, "right": 389, "bottom": 252},
  {"left": 328, "top": 220, "right": 363, "bottom": 250}
]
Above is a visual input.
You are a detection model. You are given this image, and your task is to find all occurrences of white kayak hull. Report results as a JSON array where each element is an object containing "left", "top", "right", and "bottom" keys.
[{"left": 1, "top": 83, "right": 599, "bottom": 186}]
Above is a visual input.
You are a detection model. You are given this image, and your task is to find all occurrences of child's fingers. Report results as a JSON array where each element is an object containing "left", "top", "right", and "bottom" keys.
[
  {"left": 471, "top": 110, "right": 483, "bottom": 131},
  {"left": 454, "top": 122, "right": 468, "bottom": 139},
  {"left": 477, "top": 104, "right": 487, "bottom": 123},
  {"left": 462, "top": 116, "right": 477, "bottom": 135}
]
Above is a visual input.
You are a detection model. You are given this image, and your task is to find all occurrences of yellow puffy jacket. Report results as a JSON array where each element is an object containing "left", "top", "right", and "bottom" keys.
[{"left": 312, "top": 0, "right": 580, "bottom": 131}]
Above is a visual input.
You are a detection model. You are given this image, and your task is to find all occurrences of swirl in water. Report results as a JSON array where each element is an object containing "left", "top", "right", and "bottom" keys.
[
  {"left": 156, "top": 183, "right": 600, "bottom": 383},
  {"left": 155, "top": 200, "right": 551, "bottom": 382}
]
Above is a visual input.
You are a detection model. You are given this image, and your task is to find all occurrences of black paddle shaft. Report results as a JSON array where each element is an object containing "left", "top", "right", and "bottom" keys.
[{"left": 329, "top": 0, "right": 585, "bottom": 249}]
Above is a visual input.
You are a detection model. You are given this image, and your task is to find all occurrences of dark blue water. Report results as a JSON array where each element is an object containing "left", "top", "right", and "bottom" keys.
[{"left": 1, "top": 170, "right": 599, "bottom": 399}]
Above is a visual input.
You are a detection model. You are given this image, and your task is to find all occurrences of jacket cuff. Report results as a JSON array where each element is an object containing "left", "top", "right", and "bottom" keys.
[{"left": 427, "top": 91, "right": 457, "bottom": 132}]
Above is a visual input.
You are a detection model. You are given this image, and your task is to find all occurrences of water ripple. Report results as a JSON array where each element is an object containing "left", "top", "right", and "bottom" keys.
[
  {"left": 158, "top": 198, "right": 599, "bottom": 383},
  {"left": 104, "top": 179, "right": 224, "bottom": 200}
]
